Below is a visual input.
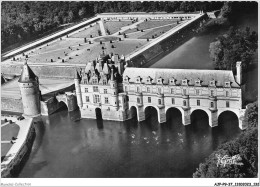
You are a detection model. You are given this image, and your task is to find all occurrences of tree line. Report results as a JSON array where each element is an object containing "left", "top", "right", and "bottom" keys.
[{"left": 1, "top": 1, "right": 224, "bottom": 51}]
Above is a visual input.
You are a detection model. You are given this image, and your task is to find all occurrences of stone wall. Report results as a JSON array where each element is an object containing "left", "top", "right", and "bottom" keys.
[
  {"left": 1, "top": 97, "right": 23, "bottom": 113},
  {"left": 130, "top": 14, "right": 208, "bottom": 67},
  {"left": 1, "top": 65, "right": 85, "bottom": 79},
  {"left": 1, "top": 118, "right": 36, "bottom": 178}
]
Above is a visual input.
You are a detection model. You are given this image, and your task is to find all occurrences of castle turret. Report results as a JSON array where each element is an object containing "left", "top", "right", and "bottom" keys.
[
  {"left": 18, "top": 62, "right": 41, "bottom": 117},
  {"left": 74, "top": 69, "right": 83, "bottom": 108},
  {"left": 236, "top": 61, "right": 242, "bottom": 85},
  {"left": 110, "top": 68, "right": 118, "bottom": 110}
]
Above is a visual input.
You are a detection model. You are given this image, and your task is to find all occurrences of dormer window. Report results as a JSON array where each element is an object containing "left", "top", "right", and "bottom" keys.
[
  {"left": 182, "top": 79, "right": 188, "bottom": 86},
  {"left": 146, "top": 76, "right": 153, "bottom": 84},
  {"left": 124, "top": 75, "right": 130, "bottom": 83},
  {"left": 136, "top": 76, "right": 142, "bottom": 84},
  {"left": 225, "top": 82, "right": 230, "bottom": 87},
  {"left": 210, "top": 79, "right": 216, "bottom": 87},
  {"left": 92, "top": 78, "right": 98, "bottom": 84},
  {"left": 195, "top": 79, "right": 201, "bottom": 86},
  {"left": 169, "top": 77, "right": 176, "bottom": 85},
  {"left": 103, "top": 80, "right": 107, "bottom": 85},
  {"left": 157, "top": 77, "right": 164, "bottom": 85}
]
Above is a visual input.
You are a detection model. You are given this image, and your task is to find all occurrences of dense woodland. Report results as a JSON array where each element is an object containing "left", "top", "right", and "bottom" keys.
[{"left": 1, "top": 1, "right": 224, "bottom": 51}]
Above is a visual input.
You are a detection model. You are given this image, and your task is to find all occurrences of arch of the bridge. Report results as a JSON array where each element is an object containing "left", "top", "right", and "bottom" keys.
[
  {"left": 56, "top": 95, "right": 69, "bottom": 109},
  {"left": 218, "top": 109, "right": 239, "bottom": 119},
  {"left": 165, "top": 106, "right": 184, "bottom": 118},
  {"left": 129, "top": 105, "right": 138, "bottom": 119},
  {"left": 143, "top": 105, "right": 160, "bottom": 121},
  {"left": 217, "top": 110, "right": 239, "bottom": 127},
  {"left": 190, "top": 108, "right": 211, "bottom": 118},
  {"left": 165, "top": 106, "right": 184, "bottom": 120}
]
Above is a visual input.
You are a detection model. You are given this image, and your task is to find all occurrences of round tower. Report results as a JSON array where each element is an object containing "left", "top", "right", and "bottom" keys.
[
  {"left": 18, "top": 62, "right": 41, "bottom": 117},
  {"left": 110, "top": 68, "right": 118, "bottom": 110},
  {"left": 74, "top": 69, "right": 83, "bottom": 108}
]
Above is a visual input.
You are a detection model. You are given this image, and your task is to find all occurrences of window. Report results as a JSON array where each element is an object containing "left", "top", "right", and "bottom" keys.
[
  {"left": 225, "top": 82, "right": 230, "bottom": 87},
  {"left": 183, "top": 100, "right": 186, "bottom": 106},
  {"left": 210, "top": 90, "right": 214, "bottom": 96},
  {"left": 105, "top": 97, "right": 109, "bottom": 104},
  {"left": 86, "top": 96, "right": 89, "bottom": 102},
  {"left": 195, "top": 81, "right": 200, "bottom": 86},
  {"left": 226, "top": 101, "right": 230, "bottom": 108},
  {"left": 210, "top": 102, "right": 214, "bottom": 108},
  {"left": 147, "top": 87, "right": 150, "bottom": 93},
  {"left": 183, "top": 89, "right": 187, "bottom": 95},
  {"left": 172, "top": 98, "right": 175, "bottom": 104},
  {"left": 182, "top": 80, "right": 186, "bottom": 85},
  {"left": 104, "top": 89, "right": 107, "bottom": 94},
  {"left": 158, "top": 88, "right": 162, "bottom": 94},
  {"left": 85, "top": 88, "right": 88, "bottom": 93},
  {"left": 137, "top": 97, "right": 140, "bottom": 103},
  {"left": 103, "top": 80, "right": 107, "bottom": 85},
  {"left": 93, "top": 86, "right": 99, "bottom": 92},
  {"left": 137, "top": 87, "right": 140, "bottom": 93},
  {"left": 94, "top": 95, "right": 100, "bottom": 103},
  {"left": 125, "top": 86, "right": 128, "bottom": 91},
  {"left": 225, "top": 91, "right": 229, "bottom": 97},
  {"left": 196, "top": 89, "right": 199, "bottom": 95},
  {"left": 171, "top": 88, "right": 174, "bottom": 94},
  {"left": 148, "top": 97, "right": 151, "bottom": 103},
  {"left": 158, "top": 99, "right": 162, "bottom": 105},
  {"left": 197, "top": 100, "right": 200, "bottom": 106},
  {"left": 92, "top": 79, "right": 98, "bottom": 84}
]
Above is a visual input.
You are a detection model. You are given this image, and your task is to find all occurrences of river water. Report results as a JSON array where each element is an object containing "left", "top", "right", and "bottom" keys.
[{"left": 18, "top": 13, "right": 257, "bottom": 178}]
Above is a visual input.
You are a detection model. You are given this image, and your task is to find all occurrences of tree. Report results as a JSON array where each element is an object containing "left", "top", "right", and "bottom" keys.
[
  {"left": 78, "top": 7, "right": 87, "bottom": 19},
  {"left": 193, "top": 128, "right": 258, "bottom": 178},
  {"left": 209, "top": 27, "right": 258, "bottom": 73},
  {"left": 245, "top": 102, "right": 258, "bottom": 129}
]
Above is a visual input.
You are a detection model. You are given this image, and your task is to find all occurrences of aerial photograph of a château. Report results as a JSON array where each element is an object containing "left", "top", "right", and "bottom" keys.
[{"left": 1, "top": 1, "right": 258, "bottom": 185}]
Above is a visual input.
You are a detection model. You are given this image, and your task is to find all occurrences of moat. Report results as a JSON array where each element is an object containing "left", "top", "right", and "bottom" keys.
[{"left": 16, "top": 11, "right": 257, "bottom": 178}]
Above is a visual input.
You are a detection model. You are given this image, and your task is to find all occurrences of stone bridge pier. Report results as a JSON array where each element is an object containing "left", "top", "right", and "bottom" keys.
[
  {"left": 128, "top": 105, "right": 247, "bottom": 130},
  {"left": 41, "top": 92, "right": 78, "bottom": 115},
  {"left": 56, "top": 92, "right": 78, "bottom": 112}
]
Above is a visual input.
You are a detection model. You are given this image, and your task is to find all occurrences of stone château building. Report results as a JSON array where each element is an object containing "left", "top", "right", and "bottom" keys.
[{"left": 75, "top": 54, "right": 246, "bottom": 130}]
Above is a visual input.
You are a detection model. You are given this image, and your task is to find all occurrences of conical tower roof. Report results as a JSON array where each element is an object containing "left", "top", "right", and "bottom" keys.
[{"left": 18, "top": 61, "right": 37, "bottom": 83}]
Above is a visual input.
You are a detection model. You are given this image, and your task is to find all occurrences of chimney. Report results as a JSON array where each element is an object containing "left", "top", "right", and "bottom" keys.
[{"left": 236, "top": 61, "right": 242, "bottom": 85}]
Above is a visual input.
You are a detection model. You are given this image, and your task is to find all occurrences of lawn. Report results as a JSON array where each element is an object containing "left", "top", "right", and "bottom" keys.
[
  {"left": 123, "top": 19, "right": 179, "bottom": 34},
  {"left": 104, "top": 21, "right": 133, "bottom": 35},
  {"left": 1, "top": 122, "right": 20, "bottom": 141},
  {"left": 69, "top": 23, "right": 101, "bottom": 38}
]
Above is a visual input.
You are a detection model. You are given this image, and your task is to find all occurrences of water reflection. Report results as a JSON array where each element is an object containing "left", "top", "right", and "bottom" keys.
[{"left": 18, "top": 107, "right": 241, "bottom": 178}]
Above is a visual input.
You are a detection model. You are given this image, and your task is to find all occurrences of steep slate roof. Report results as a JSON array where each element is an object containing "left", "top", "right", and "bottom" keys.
[
  {"left": 123, "top": 68, "right": 240, "bottom": 88},
  {"left": 18, "top": 62, "right": 37, "bottom": 83}
]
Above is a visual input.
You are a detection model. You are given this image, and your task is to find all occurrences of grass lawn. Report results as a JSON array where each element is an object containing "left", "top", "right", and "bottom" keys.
[
  {"left": 104, "top": 21, "right": 133, "bottom": 35},
  {"left": 137, "top": 20, "right": 179, "bottom": 30},
  {"left": 123, "top": 19, "right": 179, "bottom": 34},
  {"left": 69, "top": 23, "right": 101, "bottom": 38},
  {"left": 1, "top": 122, "right": 20, "bottom": 141},
  {"left": 138, "top": 24, "right": 177, "bottom": 39},
  {"left": 1, "top": 143, "right": 13, "bottom": 159}
]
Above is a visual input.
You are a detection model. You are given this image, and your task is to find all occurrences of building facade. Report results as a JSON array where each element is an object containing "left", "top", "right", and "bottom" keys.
[{"left": 76, "top": 55, "right": 246, "bottom": 130}]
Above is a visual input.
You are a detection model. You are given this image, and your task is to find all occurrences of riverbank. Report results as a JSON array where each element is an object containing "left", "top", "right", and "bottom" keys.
[{"left": 1, "top": 115, "right": 36, "bottom": 178}]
